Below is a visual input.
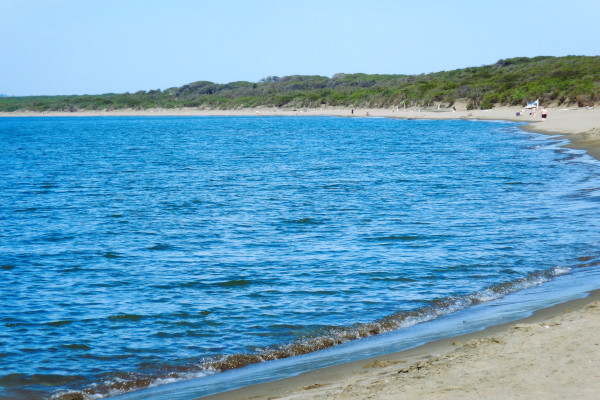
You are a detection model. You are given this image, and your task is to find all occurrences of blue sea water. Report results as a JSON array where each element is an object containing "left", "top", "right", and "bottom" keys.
[{"left": 1, "top": 116, "right": 600, "bottom": 399}]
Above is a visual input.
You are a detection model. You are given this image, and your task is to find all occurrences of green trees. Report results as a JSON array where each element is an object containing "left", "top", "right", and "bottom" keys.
[{"left": 1, "top": 56, "right": 598, "bottom": 112}]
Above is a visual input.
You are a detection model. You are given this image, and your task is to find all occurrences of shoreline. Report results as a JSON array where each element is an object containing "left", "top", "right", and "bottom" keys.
[
  {"left": 2, "top": 105, "right": 599, "bottom": 160},
  {"left": 203, "top": 289, "right": 600, "bottom": 400}
]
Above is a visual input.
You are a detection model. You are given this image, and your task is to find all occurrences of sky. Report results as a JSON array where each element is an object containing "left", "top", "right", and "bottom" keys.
[{"left": 1, "top": 0, "right": 599, "bottom": 96}]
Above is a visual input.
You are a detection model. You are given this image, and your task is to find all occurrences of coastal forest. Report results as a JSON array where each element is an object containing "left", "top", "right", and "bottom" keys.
[{"left": 1, "top": 56, "right": 599, "bottom": 112}]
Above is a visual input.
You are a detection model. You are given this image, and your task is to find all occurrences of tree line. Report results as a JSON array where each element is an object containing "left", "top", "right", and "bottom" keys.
[{"left": 1, "top": 56, "right": 598, "bottom": 112}]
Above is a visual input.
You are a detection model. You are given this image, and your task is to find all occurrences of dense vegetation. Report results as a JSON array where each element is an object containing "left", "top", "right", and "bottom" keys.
[{"left": 1, "top": 56, "right": 599, "bottom": 112}]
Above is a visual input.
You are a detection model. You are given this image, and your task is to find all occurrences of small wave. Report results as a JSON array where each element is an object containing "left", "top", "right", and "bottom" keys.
[
  {"left": 283, "top": 218, "right": 323, "bottom": 225},
  {"left": 52, "top": 370, "right": 213, "bottom": 400},
  {"left": 293, "top": 289, "right": 337, "bottom": 296},
  {"left": 49, "top": 263, "right": 580, "bottom": 400},
  {"left": 153, "top": 280, "right": 246, "bottom": 290},
  {"left": 147, "top": 243, "right": 172, "bottom": 251},
  {"left": 214, "top": 279, "right": 253, "bottom": 288},
  {"left": 42, "top": 234, "right": 75, "bottom": 243},
  {"left": 45, "top": 320, "right": 74, "bottom": 327},
  {"left": 108, "top": 314, "right": 144, "bottom": 322},
  {"left": 61, "top": 265, "right": 83, "bottom": 273},
  {"left": 550, "top": 266, "right": 572, "bottom": 276},
  {"left": 367, "top": 235, "right": 430, "bottom": 242},
  {"left": 500, "top": 268, "right": 519, "bottom": 274},
  {"left": 576, "top": 255, "right": 600, "bottom": 268},
  {"left": 61, "top": 344, "right": 91, "bottom": 351},
  {"left": 82, "top": 354, "right": 135, "bottom": 361},
  {"left": 0, "top": 373, "right": 84, "bottom": 388},
  {"left": 372, "top": 276, "right": 417, "bottom": 283},
  {"left": 102, "top": 252, "right": 120, "bottom": 259},
  {"left": 14, "top": 207, "right": 41, "bottom": 212},
  {"left": 202, "top": 264, "right": 580, "bottom": 370},
  {"left": 310, "top": 165, "right": 341, "bottom": 172}
]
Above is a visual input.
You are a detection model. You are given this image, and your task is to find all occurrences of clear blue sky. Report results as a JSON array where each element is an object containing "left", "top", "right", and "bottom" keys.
[{"left": 1, "top": 0, "right": 599, "bottom": 96}]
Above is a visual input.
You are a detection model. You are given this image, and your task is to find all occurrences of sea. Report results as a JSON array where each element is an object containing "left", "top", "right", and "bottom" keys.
[{"left": 1, "top": 116, "right": 600, "bottom": 400}]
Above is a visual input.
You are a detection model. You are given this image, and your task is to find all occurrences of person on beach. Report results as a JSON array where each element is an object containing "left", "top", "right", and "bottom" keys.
[{"left": 541, "top": 107, "right": 548, "bottom": 121}]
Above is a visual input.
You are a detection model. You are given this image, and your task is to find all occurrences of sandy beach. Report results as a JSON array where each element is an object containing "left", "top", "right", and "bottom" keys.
[{"left": 3, "top": 105, "right": 600, "bottom": 399}]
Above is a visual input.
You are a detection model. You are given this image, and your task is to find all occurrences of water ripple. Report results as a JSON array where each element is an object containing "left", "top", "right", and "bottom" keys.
[{"left": 1, "top": 116, "right": 600, "bottom": 399}]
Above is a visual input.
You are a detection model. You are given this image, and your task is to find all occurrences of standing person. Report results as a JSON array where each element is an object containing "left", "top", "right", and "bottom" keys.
[{"left": 541, "top": 107, "right": 548, "bottom": 121}]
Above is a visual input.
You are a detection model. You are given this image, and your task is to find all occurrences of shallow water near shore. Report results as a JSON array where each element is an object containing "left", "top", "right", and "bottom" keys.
[{"left": 1, "top": 116, "right": 600, "bottom": 399}]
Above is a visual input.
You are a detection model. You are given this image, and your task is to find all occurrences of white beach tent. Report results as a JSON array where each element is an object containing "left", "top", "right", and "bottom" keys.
[{"left": 524, "top": 99, "right": 539, "bottom": 109}]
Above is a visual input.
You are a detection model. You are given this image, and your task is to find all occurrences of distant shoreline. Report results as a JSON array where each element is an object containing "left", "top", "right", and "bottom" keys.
[{"left": 2, "top": 105, "right": 600, "bottom": 161}]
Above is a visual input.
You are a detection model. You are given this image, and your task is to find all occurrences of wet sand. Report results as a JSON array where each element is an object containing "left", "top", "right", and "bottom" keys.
[{"left": 3, "top": 105, "right": 600, "bottom": 399}]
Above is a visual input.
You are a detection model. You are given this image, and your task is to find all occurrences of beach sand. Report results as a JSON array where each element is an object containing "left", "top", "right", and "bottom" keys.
[{"left": 3, "top": 105, "right": 600, "bottom": 399}]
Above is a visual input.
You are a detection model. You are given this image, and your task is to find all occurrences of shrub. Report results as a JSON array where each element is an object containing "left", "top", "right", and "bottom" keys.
[{"left": 576, "top": 94, "right": 594, "bottom": 107}]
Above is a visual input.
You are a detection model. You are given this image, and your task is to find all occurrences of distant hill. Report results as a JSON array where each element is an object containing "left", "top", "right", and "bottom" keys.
[{"left": 1, "top": 56, "right": 599, "bottom": 112}]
